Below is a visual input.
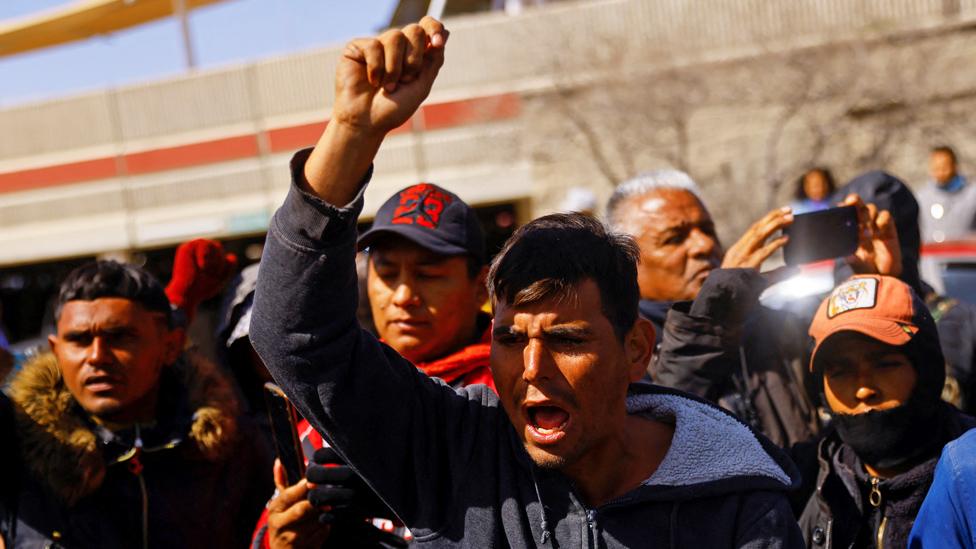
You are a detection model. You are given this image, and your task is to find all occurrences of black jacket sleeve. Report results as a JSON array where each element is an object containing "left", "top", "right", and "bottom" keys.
[
  {"left": 734, "top": 491, "right": 807, "bottom": 549},
  {"left": 249, "top": 150, "right": 504, "bottom": 537},
  {"left": 653, "top": 269, "right": 766, "bottom": 400}
]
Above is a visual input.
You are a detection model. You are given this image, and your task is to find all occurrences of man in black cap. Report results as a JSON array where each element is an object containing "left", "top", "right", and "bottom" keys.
[
  {"left": 256, "top": 182, "right": 494, "bottom": 547},
  {"left": 355, "top": 182, "right": 492, "bottom": 383}
]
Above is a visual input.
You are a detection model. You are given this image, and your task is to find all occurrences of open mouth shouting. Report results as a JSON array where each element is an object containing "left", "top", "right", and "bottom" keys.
[{"left": 523, "top": 402, "right": 571, "bottom": 445}]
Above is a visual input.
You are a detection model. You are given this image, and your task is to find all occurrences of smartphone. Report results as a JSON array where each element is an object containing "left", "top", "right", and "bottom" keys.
[
  {"left": 263, "top": 382, "right": 306, "bottom": 485},
  {"left": 783, "top": 205, "right": 858, "bottom": 266}
]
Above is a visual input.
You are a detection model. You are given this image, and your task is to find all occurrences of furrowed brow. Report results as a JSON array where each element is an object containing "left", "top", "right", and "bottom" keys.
[
  {"left": 656, "top": 220, "right": 692, "bottom": 234},
  {"left": 62, "top": 328, "right": 93, "bottom": 341},
  {"left": 492, "top": 325, "right": 519, "bottom": 338},
  {"left": 101, "top": 326, "right": 139, "bottom": 337},
  {"left": 543, "top": 325, "right": 593, "bottom": 338}
]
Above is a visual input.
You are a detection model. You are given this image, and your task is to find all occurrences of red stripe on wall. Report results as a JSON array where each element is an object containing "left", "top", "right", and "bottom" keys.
[
  {"left": 0, "top": 93, "right": 523, "bottom": 194},
  {"left": 123, "top": 135, "right": 259, "bottom": 175},
  {"left": 269, "top": 119, "right": 415, "bottom": 147},
  {"left": 267, "top": 121, "right": 328, "bottom": 153},
  {"left": 0, "top": 157, "right": 117, "bottom": 193},
  {"left": 421, "top": 93, "right": 520, "bottom": 130}
]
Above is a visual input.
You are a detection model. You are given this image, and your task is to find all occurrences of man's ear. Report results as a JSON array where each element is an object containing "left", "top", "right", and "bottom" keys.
[
  {"left": 48, "top": 334, "right": 59, "bottom": 354},
  {"left": 625, "top": 318, "right": 655, "bottom": 382}
]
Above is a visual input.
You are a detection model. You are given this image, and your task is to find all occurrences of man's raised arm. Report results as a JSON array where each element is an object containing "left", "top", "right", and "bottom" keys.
[{"left": 249, "top": 19, "right": 502, "bottom": 536}]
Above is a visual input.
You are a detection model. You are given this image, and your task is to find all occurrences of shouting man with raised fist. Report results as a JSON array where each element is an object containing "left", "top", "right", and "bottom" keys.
[{"left": 250, "top": 18, "right": 802, "bottom": 548}]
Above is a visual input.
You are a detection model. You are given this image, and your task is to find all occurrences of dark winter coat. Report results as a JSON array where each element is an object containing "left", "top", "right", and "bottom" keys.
[
  {"left": 653, "top": 268, "right": 822, "bottom": 448},
  {"left": 796, "top": 403, "right": 976, "bottom": 549},
  {"left": 0, "top": 351, "right": 273, "bottom": 549},
  {"left": 638, "top": 299, "right": 672, "bottom": 345},
  {"left": 248, "top": 150, "right": 805, "bottom": 548},
  {"left": 925, "top": 291, "right": 976, "bottom": 414}
]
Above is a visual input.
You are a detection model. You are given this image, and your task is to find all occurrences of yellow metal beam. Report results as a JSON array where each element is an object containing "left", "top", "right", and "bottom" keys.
[{"left": 0, "top": 0, "right": 227, "bottom": 58}]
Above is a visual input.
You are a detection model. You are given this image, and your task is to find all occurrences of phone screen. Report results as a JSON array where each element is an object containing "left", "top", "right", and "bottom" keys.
[
  {"left": 783, "top": 205, "right": 859, "bottom": 266},
  {"left": 263, "top": 382, "right": 306, "bottom": 485}
]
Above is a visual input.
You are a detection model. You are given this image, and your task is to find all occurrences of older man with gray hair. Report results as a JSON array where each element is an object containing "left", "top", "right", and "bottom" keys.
[
  {"left": 606, "top": 170, "right": 722, "bottom": 330},
  {"left": 607, "top": 170, "right": 822, "bottom": 450}
]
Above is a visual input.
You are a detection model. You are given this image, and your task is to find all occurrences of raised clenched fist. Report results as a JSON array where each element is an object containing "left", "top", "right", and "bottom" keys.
[{"left": 331, "top": 16, "right": 449, "bottom": 135}]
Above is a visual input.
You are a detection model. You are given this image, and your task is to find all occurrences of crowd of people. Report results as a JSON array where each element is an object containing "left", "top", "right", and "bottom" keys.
[{"left": 2, "top": 16, "right": 976, "bottom": 548}]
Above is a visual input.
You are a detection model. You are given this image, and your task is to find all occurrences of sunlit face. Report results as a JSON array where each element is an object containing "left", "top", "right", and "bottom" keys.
[
  {"left": 819, "top": 332, "right": 918, "bottom": 415},
  {"left": 490, "top": 279, "right": 651, "bottom": 469},
  {"left": 620, "top": 189, "right": 723, "bottom": 302},
  {"left": 803, "top": 170, "right": 830, "bottom": 202},
  {"left": 49, "top": 298, "right": 181, "bottom": 424},
  {"left": 930, "top": 151, "right": 957, "bottom": 186},
  {"left": 368, "top": 237, "right": 487, "bottom": 364}
]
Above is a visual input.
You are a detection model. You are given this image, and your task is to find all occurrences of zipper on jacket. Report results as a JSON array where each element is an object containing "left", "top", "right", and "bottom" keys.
[
  {"left": 868, "top": 477, "right": 886, "bottom": 549},
  {"left": 126, "top": 425, "right": 149, "bottom": 549},
  {"left": 135, "top": 465, "right": 149, "bottom": 549},
  {"left": 585, "top": 509, "right": 598, "bottom": 549}
]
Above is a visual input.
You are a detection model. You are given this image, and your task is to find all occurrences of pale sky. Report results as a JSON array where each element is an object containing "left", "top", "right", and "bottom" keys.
[{"left": 0, "top": 0, "right": 399, "bottom": 107}]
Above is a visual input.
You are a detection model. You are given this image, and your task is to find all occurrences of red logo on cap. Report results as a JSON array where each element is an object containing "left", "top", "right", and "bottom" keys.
[{"left": 391, "top": 184, "right": 454, "bottom": 229}]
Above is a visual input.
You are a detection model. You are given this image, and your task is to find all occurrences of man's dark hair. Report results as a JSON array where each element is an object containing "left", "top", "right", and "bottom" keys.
[
  {"left": 488, "top": 213, "right": 640, "bottom": 341},
  {"left": 55, "top": 260, "right": 173, "bottom": 326},
  {"left": 931, "top": 145, "right": 957, "bottom": 163},
  {"left": 794, "top": 167, "right": 836, "bottom": 201}
]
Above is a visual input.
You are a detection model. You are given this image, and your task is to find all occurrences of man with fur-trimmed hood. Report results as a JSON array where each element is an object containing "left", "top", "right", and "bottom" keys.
[{"left": 0, "top": 260, "right": 272, "bottom": 548}]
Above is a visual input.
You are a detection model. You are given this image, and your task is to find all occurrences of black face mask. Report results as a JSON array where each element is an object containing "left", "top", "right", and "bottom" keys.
[{"left": 832, "top": 398, "right": 942, "bottom": 471}]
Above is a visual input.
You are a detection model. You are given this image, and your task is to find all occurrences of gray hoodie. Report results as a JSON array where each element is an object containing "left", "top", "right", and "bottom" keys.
[{"left": 249, "top": 150, "right": 804, "bottom": 548}]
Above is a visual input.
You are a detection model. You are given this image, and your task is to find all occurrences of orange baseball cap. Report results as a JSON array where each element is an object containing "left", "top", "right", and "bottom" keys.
[{"left": 808, "top": 275, "right": 934, "bottom": 371}]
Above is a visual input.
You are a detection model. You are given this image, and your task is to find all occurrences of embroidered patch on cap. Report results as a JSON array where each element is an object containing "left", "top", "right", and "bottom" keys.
[
  {"left": 391, "top": 183, "right": 455, "bottom": 230},
  {"left": 827, "top": 278, "right": 878, "bottom": 318}
]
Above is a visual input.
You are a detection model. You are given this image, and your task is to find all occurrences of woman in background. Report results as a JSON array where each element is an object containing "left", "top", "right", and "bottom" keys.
[{"left": 792, "top": 167, "right": 836, "bottom": 214}]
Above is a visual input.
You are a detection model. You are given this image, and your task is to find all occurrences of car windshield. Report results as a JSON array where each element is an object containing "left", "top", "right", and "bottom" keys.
[{"left": 941, "top": 262, "right": 976, "bottom": 305}]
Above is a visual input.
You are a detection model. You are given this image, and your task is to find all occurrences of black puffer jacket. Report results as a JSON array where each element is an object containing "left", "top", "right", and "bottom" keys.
[
  {"left": 796, "top": 403, "right": 976, "bottom": 549},
  {"left": 0, "top": 352, "right": 273, "bottom": 549},
  {"left": 653, "top": 268, "right": 822, "bottom": 448}
]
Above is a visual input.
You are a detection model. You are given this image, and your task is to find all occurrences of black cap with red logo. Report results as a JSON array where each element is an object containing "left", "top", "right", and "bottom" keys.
[{"left": 357, "top": 183, "right": 486, "bottom": 264}]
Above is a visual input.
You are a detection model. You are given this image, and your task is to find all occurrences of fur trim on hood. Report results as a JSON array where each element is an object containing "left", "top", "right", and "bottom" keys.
[{"left": 8, "top": 351, "right": 240, "bottom": 505}]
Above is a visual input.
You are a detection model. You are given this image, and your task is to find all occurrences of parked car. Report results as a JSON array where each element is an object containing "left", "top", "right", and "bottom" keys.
[
  {"left": 919, "top": 240, "right": 976, "bottom": 304},
  {"left": 760, "top": 240, "right": 976, "bottom": 312}
]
